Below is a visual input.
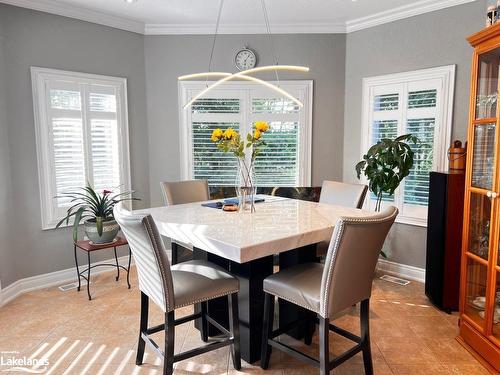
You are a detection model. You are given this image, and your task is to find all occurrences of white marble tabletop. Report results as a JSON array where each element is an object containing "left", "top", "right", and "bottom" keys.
[{"left": 136, "top": 196, "right": 375, "bottom": 263}]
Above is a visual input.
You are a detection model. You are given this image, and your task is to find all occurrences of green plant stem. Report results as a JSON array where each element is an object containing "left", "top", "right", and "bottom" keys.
[
  {"left": 376, "top": 193, "right": 383, "bottom": 212},
  {"left": 238, "top": 155, "right": 255, "bottom": 187}
]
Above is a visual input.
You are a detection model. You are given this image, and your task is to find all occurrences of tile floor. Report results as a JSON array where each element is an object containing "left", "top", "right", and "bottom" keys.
[{"left": 0, "top": 267, "right": 490, "bottom": 374}]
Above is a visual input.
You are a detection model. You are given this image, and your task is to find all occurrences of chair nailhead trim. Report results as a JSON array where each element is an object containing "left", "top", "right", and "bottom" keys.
[
  {"left": 263, "top": 289, "right": 318, "bottom": 313},
  {"left": 175, "top": 289, "right": 240, "bottom": 310}
]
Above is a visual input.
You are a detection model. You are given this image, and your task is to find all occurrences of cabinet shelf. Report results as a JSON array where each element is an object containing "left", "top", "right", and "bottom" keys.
[
  {"left": 474, "top": 118, "right": 497, "bottom": 124},
  {"left": 466, "top": 252, "right": 489, "bottom": 265}
]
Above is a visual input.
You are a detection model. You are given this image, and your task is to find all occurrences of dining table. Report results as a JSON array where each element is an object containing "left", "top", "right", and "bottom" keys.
[{"left": 137, "top": 195, "right": 374, "bottom": 363}]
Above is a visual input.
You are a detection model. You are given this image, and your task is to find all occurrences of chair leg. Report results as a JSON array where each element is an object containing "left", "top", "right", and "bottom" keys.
[
  {"left": 360, "top": 299, "right": 373, "bottom": 375},
  {"left": 260, "top": 293, "right": 274, "bottom": 369},
  {"left": 319, "top": 316, "right": 330, "bottom": 375},
  {"left": 228, "top": 293, "right": 241, "bottom": 370},
  {"left": 200, "top": 301, "right": 208, "bottom": 342},
  {"left": 136, "top": 292, "right": 149, "bottom": 365},
  {"left": 304, "top": 315, "right": 315, "bottom": 345},
  {"left": 171, "top": 241, "right": 178, "bottom": 265},
  {"left": 164, "top": 311, "right": 175, "bottom": 375}
]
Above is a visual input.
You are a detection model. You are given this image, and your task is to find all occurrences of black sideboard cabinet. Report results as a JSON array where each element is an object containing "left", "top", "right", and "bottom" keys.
[{"left": 425, "top": 171, "right": 465, "bottom": 313}]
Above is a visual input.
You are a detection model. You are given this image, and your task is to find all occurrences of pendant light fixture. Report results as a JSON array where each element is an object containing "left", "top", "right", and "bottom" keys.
[{"left": 179, "top": 0, "right": 310, "bottom": 109}]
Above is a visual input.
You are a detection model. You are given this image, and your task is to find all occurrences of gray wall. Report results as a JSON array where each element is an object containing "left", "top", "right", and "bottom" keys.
[
  {"left": 0, "top": 1, "right": 488, "bottom": 287},
  {"left": 0, "top": 4, "right": 149, "bottom": 287},
  {"left": 343, "top": 1, "right": 486, "bottom": 268},
  {"left": 0, "top": 18, "right": 15, "bottom": 288},
  {"left": 144, "top": 34, "right": 346, "bottom": 206}
]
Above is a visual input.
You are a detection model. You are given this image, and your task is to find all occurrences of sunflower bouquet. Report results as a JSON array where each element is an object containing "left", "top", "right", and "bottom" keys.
[{"left": 210, "top": 121, "right": 270, "bottom": 211}]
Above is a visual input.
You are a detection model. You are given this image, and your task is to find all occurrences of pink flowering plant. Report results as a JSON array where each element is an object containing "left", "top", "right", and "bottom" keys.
[{"left": 55, "top": 183, "right": 138, "bottom": 241}]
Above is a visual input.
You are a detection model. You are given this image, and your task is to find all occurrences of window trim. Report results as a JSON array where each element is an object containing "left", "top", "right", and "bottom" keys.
[
  {"left": 31, "top": 67, "right": 131, "bottom": 230},
  {"left": 360, "top": 65, "right": 456, "bottom": 227},
  {"left": 178, "top": 80, "right": 313, "bottom": 186}
]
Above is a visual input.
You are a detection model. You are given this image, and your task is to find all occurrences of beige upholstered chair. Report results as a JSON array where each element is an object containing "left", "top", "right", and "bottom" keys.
[
  {"left": 319, "top": 180, "right": 368, "bottom": 208},
  {"left": 260, "top": 207, "right": 398, "bottom": 375},
  {"left": 160, "top": 180, "right": 210, "bottom": 264},
  {"left": 317, "top": 180, "right": 369, "bottom": 257},
  {"left": 114, "top": 204, "right": 241, "bottom": 375},
  {"left": 160, "top": 179, "right": 210, "bottom": 206}
]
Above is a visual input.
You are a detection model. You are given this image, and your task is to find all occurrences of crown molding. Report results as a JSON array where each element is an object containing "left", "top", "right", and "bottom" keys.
[
  {"left": 145, "top": 22, "right": 346, "bottom": 35},
  {"left": 0, "top": 0, "right": 145, "bottom": 34},
  {"left": 0, "top": 0, "right": 478, "bottom": 35},
  {"left": 346, "top": 0, "right": 477, "bottom": 33}
]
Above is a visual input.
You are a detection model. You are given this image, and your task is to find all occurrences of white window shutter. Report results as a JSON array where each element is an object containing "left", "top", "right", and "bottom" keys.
[
  {"left": 179, "top": 81, "right": 312, "bottom": 187},
  {"left": 48, "top": 85, "right": 87, "bottom": 208},
  {"left": 31, "top": 67, "right": 130, "bottom": 229},
  {"left": 361, "top": 66, "right": 455, "bottom": 227}
]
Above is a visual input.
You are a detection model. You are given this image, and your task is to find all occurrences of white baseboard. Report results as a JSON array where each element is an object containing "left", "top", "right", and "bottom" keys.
[
  {"left": 377, "top": 258, "right": 425, "bottom": 283},
  {"left": 0, "top": 255, "right": 134, "bottom": 307}
]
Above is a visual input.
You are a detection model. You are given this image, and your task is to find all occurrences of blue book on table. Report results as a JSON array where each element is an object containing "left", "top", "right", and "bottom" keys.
[{"left": 224, "top": 196, "right": 265, "bottom": 205}]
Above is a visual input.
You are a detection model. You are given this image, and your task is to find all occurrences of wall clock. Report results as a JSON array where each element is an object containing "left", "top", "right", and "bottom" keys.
[{"left": 234, "top": 48, "right": 257, "bottom": 71}]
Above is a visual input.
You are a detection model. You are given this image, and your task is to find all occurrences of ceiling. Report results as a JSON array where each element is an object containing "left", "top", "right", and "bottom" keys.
[{"left": 0, "top": 0, "right": 475, "bottom": 34}]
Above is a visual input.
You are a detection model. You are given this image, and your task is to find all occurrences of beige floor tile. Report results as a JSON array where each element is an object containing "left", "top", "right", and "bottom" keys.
[
  {"left": 390, "top": 364, "right": 448, "bottom": 374},
  {"left": 440, "top": 364, "right": 492, "bottom": 374},
  {"left": 174, "top": 346, "right": 229, "bottom": 374},
  {"left": 408, "top": 316, "right": 459, "bottom": 340},
  {"left": 0, "top": 267, "right": 493, "bottom": 374},
  {"left": 420, "top": 337, "right": 479, "bottom": 364},
  {"left": 334, "top": 361, "right": 394, "bottom": 375},
  {"left": 0, "top": 335, "right": 43, "bottom": 355}
]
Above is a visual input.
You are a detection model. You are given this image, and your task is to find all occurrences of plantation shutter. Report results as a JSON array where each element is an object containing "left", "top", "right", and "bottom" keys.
[
  {"left": 88, "top": 85, "right": 121, "bottom": 191},
  {"left": 402, "top": 85, "right": 438, "bottom": 213},
  {"left": 48, "top": 82, "right": 86, "bottom": 209},
  {"left": 190, "top": 96, "right": 242, "bottom": 186},
  {"left": 32, "top": 68, "right": 130, "bottom": 228},
  {"left": 370, "top": 87, "right": 402, "bottom": 203},
  {"left": 183, "top": 82, "right": 311, "bottom": 187},
  {"left": 366, "top": 74, "right": 449, "bottom": 226},
  {"left": 251, "top": 97, "right": 301, "bottom": 186}
]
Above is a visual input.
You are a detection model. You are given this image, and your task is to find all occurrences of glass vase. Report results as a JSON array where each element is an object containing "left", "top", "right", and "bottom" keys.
[{"left": 236, "top": 158, "right": 256, "bottom": 213}]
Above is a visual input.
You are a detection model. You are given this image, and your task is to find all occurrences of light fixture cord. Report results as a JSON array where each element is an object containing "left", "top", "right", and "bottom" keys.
[
  {"left": 207, "top": 0, "right": 225, "bottom": 87},
  {"left": 261, "top": 0, "right": 280, "bottom": 85}
]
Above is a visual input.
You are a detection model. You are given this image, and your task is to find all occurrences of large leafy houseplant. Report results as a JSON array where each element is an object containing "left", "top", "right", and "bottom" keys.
[
  {"left": 355, "top": 134, "right": 419, "bottom": 212},
  {"left": 55, "top": 184, "right": 138, "bottom": 242}
]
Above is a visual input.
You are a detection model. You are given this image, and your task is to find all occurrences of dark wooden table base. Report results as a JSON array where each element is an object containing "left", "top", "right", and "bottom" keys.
[{"left": 191, "top": 244, "right": 317, "bottom": 364}]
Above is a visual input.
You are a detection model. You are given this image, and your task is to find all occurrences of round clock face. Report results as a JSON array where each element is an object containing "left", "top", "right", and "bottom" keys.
[{"left": 235, "top": 49, "right": 257, "bottom": 71}]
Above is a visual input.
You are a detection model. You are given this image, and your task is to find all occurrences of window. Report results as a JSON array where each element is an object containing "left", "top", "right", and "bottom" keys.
[
  {"left": 31, "top": 67, "right": 130, "bottom": 229},
  {"left": 361, "top": 66, "right": 455, "bottom": 226},
  {"left": 179, "top": 81, "right": 312, "bottom": 186}
]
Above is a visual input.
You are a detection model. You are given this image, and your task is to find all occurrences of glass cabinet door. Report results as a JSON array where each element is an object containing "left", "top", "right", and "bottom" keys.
[
  {"left": 467, "top": 193, "right": 493, "bottom": 260},
  {"left": 463, "top": 46, "right": 500, "bottom": 333},
  {"left": 471, "top": 123, "right": 496, "bottom": 190},
  {"left": 464, "top": 257, "right": 490, "bottom": 330},
  {"left": 476, "top": 49, "right": 499, "bottom": 119},
  {"left": 464, "top": 192, "right": 494, "bottom": 331}
]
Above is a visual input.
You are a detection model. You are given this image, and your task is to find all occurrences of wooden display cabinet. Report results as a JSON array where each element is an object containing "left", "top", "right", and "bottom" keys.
[{"left": 459, "top": 24, "right": 500, "bottom": 373}]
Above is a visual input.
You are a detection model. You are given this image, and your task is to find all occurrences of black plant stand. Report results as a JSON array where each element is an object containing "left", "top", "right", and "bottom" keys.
[{"left": 74, "top": 236, "right": 132, "bottom": 300}]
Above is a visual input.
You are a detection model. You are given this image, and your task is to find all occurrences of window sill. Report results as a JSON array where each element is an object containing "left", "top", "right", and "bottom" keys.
[{"left": 395, "top": 215, "right": 427, "bottom": 228}]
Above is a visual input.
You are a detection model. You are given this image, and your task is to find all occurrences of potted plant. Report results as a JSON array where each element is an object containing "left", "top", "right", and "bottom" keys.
[
  {"left": 356, "top": 134, "right": 419, "bottom": 212},
  {"left": 55, "top": 184, "right": 138, "bottom": 244}
]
